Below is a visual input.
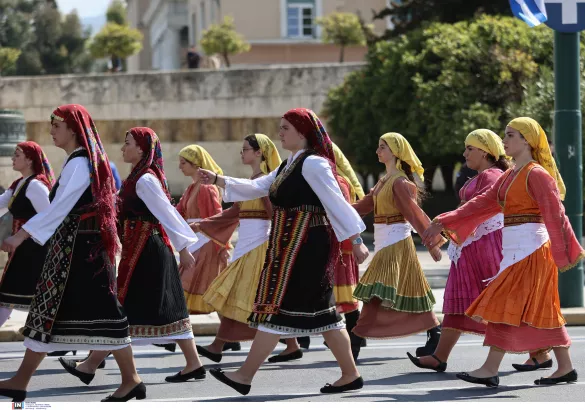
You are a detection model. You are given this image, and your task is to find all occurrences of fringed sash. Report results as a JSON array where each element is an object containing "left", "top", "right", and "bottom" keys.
[
  {"left": 250, "top": 205, "right": 324, "bottom": 323},
  {"left": 23, "top": 212, "right": 95, "bottom": 343},
  {"left": 117, "top": 218, "right": 169, "bottom": 304}
]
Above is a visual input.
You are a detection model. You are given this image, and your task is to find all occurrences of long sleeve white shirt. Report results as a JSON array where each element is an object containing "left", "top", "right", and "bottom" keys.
[
  {"left": 0, "top": 177, "right": 51, "bottom": 217},
  {"left": 224, "top": 149, "right": 365, "bottom": 241},
  {"left": 23, "top": 155, "right": 91, "bottom": 246},
  {"left": 136, "top": 173, "right": 199, "bottom": 253}
]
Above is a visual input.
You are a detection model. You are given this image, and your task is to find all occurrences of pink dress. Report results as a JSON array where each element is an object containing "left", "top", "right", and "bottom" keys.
[{"left": 442, "top": 168, "right": 503, "bottom": 335}]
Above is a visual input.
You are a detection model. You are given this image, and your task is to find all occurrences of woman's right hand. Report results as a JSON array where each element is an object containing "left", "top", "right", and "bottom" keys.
[{"left": 198, "top": 169, "right": 216, "bottom": 185}]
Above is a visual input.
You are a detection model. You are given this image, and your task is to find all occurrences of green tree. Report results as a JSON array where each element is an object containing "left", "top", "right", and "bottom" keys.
[
  {"left": 106, "top": 0, "right": 127, "bottom": 25},
  {"left": 0, "top": 48, "right": 21, "bottom": 75},
  {"left": 88, "top": 22, "right": 143, "bottom": 62},
  {"left": 324, "top": 15, "right": 553, "bottom": 191},
  {"left": 316, "top": 12, "right": 368, "bottom": 62},
  {"left": 200, "top": 16, "right": 250, "bottom": 68}
]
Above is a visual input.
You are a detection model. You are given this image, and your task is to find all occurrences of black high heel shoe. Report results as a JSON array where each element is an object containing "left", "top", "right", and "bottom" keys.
[
  {"left": 222, "top": 342, "right": 241, "bottom": 351},
  {"left": 415, "top": 326, "right": 441, "bottom": 357},
  {"left": 407, "top": 352, "right": 447, "bottom": 372},
  {"left": 320, "top": 376, "right": 364, "bottom": 393},
  {"left": 165, "top": 366, "right": 206, "bottom": 383},
  {"left": 534, "top": 369, "right": 578, "bottom": 385},
  {"left": 101, "top": 382, "right": 146, "bottom": 402},
  {"left": 0, "top": 388, "right": 26, "bottom": 402}
]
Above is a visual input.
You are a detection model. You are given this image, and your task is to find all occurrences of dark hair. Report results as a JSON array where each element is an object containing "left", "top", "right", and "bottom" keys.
[
  {"left": 244, "top": 134, "right": 265, "bottom": 162},
  {"left": 400, "top": 161, "right": 428, "bottom": 204},
  {"left": 486, "top": 154, "right": 512, "bottom": 172}
]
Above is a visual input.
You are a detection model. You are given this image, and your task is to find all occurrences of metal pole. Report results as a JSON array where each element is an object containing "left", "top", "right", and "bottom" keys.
[{"left": 554, "top": 30, "right": 584, "bottom": 308}]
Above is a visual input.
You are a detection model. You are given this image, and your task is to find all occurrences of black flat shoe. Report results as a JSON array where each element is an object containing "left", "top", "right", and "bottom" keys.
[
  {"left": 534, "top": 369, "right": 578, "bottom": 385},
  {"left": 154, "top": 343, "right": 176, "bottom": 353},
  {"left": 165, "top": 366, "right": 206, "bottom": 383},
  {"left": 0, "top": 388, "right": 26, "bottom": 402},
  {"left": 407, "top": 352, "right": 447, "bottom": 372},
  {"left": 298, "top": 336, "right": 310, "bottom": 349},
  {"left": 415, "top": 326, "right": 441, "bottom": 357},
  {"left": 77, "top": 352, "right": 110, "bottom": 370},
  {"left": 512, "top": 357, "right": 553, "bottom": 372},
  {"left": 268, "top": 349, "right": 303, "bottom": 363},
  {"left": 58, "top": 357, "right": 95, "bottom": 385},
  {"left": 101, "top": 382, "right": 146, "bottom": 402},
  {"left": 209, "top": 368, "right": 251, "bottom": 396},
  {"left": 47, "top": 350, "right": 77, "bottom": 357},
  {"left": 320, "top": 376, "right": 364, "bottom": 394},
  {"left": 456, "top": 372, "right": 499, "bottom": 387},
  {"left": 223, "top": 342, "right": 241, "bottom": 351},
  {"left": 196, "top": 345, "right": 222, "bottom": 363}
]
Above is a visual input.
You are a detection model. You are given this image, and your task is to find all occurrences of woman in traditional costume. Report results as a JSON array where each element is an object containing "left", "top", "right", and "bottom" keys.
[
  {"left": 350, "top": 133, "right": 444, "bottom": 343},
  {"left": 423, "top": 117, "right": 581, "bottom": 387},
  {"left": 59, "top": 127, "right": 206, "bottom": 385},
  {"left": 198, "top": 108, "right": 369, "bottom": 395},
  {"left": 274, "top": 142, "right": 367, "bottom": 362},
  {"left": 177, "top": 145, "right": 227, "bottom": 315},
  {"left": 0, "top": 142, "right": 54, "bottom": 327},
  {"left": 0, "top": 104, "right": 143, "bottom": 402},
  {"left": 408, "top": 129, "right": 509, "bottom": 372},
  {"left": 194, "top": 134, "right": 281, "bottom": 363}
]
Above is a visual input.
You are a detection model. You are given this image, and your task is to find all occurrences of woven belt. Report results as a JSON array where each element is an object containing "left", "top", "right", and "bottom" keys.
[
  {"left": 504, "top": 214, "right": 544, "bottom": 227},
  {"left": 239, "top": 210, "right": 269, "bottom": 220},
  {"left": 374, "top": 214, "right": 406, "bottom": 225}
]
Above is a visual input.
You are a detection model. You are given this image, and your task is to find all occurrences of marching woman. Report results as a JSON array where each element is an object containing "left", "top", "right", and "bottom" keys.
[
  {"left": 59, "top": 127, "right": 206, "bottom": 384},
  {"left": 350, "top": 133, "right": 444, "bottom": 345},
  {"left": 199, "top": 108, "right": 369, "bottom": 395},
  {"left": 408, "top": 129, "right": 509, "bottom": 372},
  {"left": 0, "top": 142, "right": 54, "bottom": 327},
  {"left": 275, "top": 142, "right": 367, "bottom": 362},
  {"left": 177, "top": 145, "right": 227, "bottom": 315},
  {"left": 195, "top": 134, "right": 281, "bottom": 362},
  {"left": 423, "top": 117, "right": 582, "bottom": 387},
  {"left": 0, "top": 104, "right": 143, "bottom": 402}
]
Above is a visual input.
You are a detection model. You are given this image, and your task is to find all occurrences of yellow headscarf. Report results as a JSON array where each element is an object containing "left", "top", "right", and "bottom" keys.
[
  {"left": 332, "top": 142, "right": 365, "bottom": 200},
  {"left": 253, "top": 134, "right": 282, "bottom": 174},
  {"left": 465, "top": 129, "right": 506, "bottom": 159},
  {"left": 178, "top": 144, "right": 223, "bottom": 175},
  {"left": 507, "top": 117, "right": 565, "bottom": 200},
  {"left": 380, "top": 133, "right": 425, "bottom": 181}
]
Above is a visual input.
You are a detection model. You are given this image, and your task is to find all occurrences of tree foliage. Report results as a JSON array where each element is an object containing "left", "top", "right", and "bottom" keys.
[
  {"left": 88, "top": 22, "right": 143, "bottom": 60},
  {"left": 106, "top": 0, "right": 127, "bottom": 25},
  {"left": 316, "top": 12, "right": 369, "bottom": 62},
  {"left": 324, "top": 15, "right": 553, "bottom": 183},
  {"left": 200, "top": 16, "right": 250, "bottom": 68},
  {"left": 0, "top": 0, "right": 91, "bottom": 76},
  {"left": 0, "top": 47, "right": 21, "bottom": 75}
]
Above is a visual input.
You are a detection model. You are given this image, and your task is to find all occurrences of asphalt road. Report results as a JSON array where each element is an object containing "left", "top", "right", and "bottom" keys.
[{"left": 0, "top": 328, "right": 584, "bottom": 402}]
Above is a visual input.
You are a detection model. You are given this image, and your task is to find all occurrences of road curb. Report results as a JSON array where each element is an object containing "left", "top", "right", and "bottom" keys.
[{"left": 3, "top": 308, "right": 585, "bottom": 342}]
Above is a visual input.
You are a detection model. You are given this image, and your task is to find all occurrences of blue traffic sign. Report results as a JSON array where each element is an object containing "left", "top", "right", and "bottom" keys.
[{"left": 544, "top": 0, "right": 585, "bottom": 32}]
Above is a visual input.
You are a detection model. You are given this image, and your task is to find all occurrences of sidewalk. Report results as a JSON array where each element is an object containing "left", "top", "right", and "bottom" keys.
[{"left": 2, "top": 246, "right": 584, "bottom": 341}]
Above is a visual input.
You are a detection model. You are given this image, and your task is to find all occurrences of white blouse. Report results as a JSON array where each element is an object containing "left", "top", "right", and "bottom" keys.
[
  {"left": 0, "top": 177, "right": 50, "bottom": 217},
  {"left": 23, "top": 154, "right": 91, "bottom": 246},
  {"left": 136, "top": 173, "right": 199, "bottom": 253},
  {"left": 224, "top": 149, "right": 365, "bottom": 241}
]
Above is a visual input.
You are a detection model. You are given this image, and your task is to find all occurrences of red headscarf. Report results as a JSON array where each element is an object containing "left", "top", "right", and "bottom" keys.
[
  {"left": 50, "top": 104, "right": 119, "bottom": 265},
  {"left": 282, "top": 108, "right": 341, "bottom": 283},
  {"left": 9, "top": 141, "right": 55, "bottom": 191},
  {"left": 119, "top": 127, "right": 170, "bottom": 216}
]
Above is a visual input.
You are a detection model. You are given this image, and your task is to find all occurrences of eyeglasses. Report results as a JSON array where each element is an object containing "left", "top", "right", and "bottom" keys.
[{"left": 240, "top": 148, "right": 254, "bottom": 154}]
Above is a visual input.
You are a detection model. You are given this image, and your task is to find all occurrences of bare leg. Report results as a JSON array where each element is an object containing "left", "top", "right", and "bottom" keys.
[
  {"left": 110, "top": 346, "right": 142, "bottom": 398},
  {"left": 466, "top": 347, "right": 505, "bottom": 378},
  {"left": 201, "top": 338, "right": 226, "bottom": 354},
  {"left": 176, "top": 339, "right": 203, "bottom": 374},
  {"left": 418, "top": 328, "right": 461, "bottom": 366},
  {"left": 322, "top": 328, "right": 360, "bottom": 386},
  {"left": 0, "top": 349, "right": 46, "bottom": 390},
  {"left": 547, "top": 346, "right": 574, "bottom": 378},
  {"left": 219, "top": 330, "right": 280, "bottom": 385},
  {"left": 76, "top": 350, "right": 110, "bottom": 374},
  {"left": 278, "top": 338, "right": 301, "bottom": 356}
]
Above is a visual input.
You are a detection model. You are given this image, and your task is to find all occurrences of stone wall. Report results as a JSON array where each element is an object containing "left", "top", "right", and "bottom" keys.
[{"left": 0, "top": 63, "right": 364, "bottom": 194}]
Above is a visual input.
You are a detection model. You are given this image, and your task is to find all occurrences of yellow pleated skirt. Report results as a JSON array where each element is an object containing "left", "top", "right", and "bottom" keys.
[{"left": 203, "top": 241, "right": 268, "bottom": 323}]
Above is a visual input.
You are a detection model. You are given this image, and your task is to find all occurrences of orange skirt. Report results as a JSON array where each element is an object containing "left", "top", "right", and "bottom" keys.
[{"left": 466, "top": 241, "right": 565, "bottom": 329}]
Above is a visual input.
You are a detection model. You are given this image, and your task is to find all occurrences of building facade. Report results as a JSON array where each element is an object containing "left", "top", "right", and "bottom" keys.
[{"left": 126, "top": 0, "right": 392, "bottom": 71}]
